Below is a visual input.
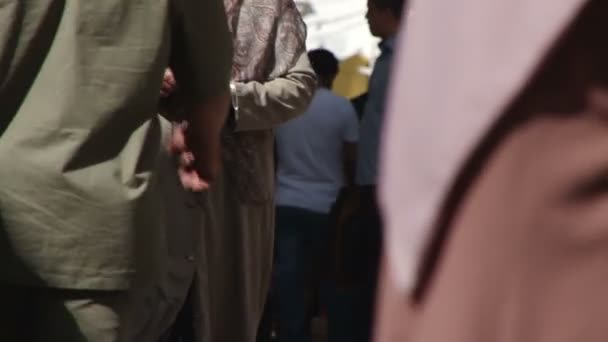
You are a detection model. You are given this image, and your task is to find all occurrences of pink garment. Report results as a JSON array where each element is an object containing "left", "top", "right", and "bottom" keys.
[{"left": 378, "top": 0, "right": 587, "bottom": 292}]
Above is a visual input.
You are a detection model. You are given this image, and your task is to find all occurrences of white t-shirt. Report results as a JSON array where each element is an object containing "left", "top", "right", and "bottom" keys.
[{"left": 276, "top": 88, "right": 360, "bottom": 213}]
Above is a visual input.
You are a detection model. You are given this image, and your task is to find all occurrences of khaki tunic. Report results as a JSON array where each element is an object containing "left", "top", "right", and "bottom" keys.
[
  {"left": 0, "top": 0, "right": 231, "bottom": 291},
  {"left": 122, "top": 118, "right": 202, "bottom": 341}
]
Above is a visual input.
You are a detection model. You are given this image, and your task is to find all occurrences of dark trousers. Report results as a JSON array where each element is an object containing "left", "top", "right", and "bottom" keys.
[
  {"left": 327, "top": 185, "right": 382, "bottom": 342},
  {"left": 273, "top": 206, "right": 330, "bottom": 342}
]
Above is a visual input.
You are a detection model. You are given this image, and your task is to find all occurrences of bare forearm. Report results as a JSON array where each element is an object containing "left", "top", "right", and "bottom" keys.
[
  {"left": 343, "top": 142, "right": 358, "bottom": 186},
  {"left": 187, "top": 91, "right": 230, "bottom": 182}
]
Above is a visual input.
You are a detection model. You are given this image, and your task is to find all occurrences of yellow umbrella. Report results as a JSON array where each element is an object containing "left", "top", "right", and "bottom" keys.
[{"left": 332, "top": 54, "right": 370, "bottom": 99}]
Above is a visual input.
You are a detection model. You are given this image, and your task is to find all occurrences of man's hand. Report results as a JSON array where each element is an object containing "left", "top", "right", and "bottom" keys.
[
  {"left": 169, "top": 121, "right": 212, "bottom": 192},
  {"left": 163, "top": 68, "right": 210, "bottom": 191},
  {"left": 161, "top": 68, "right": 177, "bottom": 97},
  {"left": 168, "top": 91, "right": 229, "bottom": 192}
]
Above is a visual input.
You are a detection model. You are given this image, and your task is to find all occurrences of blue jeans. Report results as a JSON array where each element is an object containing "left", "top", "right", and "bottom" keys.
[{"left": 273, "top": 206, "right": 329, "bottom": 342}]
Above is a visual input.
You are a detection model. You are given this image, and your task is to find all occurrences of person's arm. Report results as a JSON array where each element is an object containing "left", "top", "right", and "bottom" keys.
[
  {"left": 169, "top": 0, "right": 232, "bottom": 188},
  {"left": 342, "top": 102, "right": 360, "bottom": 186},
  {"left": 343, "top": 142, "right": 358, "bottom": 186},
  {"left": 231, "top": 52, "right": 317, "bottom": 132}
]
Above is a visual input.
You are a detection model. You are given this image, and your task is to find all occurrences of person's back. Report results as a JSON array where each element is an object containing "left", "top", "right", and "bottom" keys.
[
  {"left": 0, "top": 0, "right": 173, "bottom": 292},
  {"left": 273, "top": 48, "right": 358, "bottom": 342},
  {"left": 0, "top": 1, "right": 232, "bottom": 340},
  {"left": 276, "top": 87, "right": 359, "bottom": 213}
]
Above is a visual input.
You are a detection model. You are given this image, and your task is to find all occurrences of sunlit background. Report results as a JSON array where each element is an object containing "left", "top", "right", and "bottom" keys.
[{"left": 297, "top": 0, "right": 379, "bottom": 99}]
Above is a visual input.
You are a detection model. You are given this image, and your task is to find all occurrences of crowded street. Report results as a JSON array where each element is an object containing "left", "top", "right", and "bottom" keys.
[{"left": 2, "top": 0, "right": 608, "bottom": 341}]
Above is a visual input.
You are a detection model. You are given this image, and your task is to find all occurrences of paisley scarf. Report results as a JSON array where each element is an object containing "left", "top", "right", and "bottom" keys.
[{"left": 224, "top": 0, "right": 306, "bottom": 81}]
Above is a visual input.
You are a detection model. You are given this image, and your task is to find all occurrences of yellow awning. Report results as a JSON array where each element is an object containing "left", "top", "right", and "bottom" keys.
[{"left": 332, "top": 54, "right": 370, "bottom": 99}]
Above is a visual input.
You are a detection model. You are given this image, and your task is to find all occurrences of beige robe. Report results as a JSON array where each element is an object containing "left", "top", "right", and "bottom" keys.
[
  {"left": 193, "top": 53, "right": 316, "bottom": 342},
  {"left": 377, "top": 0, "right": 608, "bottom": 341}
]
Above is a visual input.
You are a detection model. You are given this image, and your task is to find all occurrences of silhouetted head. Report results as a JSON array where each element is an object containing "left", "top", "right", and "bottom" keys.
[
  {"left": 366, "top": 0, "right": 407, "bottom": 39},
  {"left": 308, "top": 49, "right": 340, "bottom": 89}
]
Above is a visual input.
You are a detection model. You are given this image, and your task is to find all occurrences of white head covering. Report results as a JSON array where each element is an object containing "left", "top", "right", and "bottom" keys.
[{"left": 379, "top": 0, "right": 587, "bottom": 292}]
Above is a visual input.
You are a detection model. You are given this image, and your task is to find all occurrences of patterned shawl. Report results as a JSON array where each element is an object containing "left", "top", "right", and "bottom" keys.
[
  {"left": 225, "top": 0, "right": 306, "bottom": 82},
  {"left": 222, "top": 0, "right": 307, "bottom": 202}
]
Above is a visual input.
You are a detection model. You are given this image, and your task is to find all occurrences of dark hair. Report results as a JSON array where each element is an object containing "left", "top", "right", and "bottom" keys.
[
  {"left": 308, "top": 49, "right": 339, "bottom": 82},
  {"left": 369, "top": 0, "right": 407, "bottom": 20}
]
